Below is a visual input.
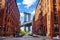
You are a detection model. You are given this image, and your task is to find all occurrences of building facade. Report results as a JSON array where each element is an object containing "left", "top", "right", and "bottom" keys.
[
  {"left": 32, "top": 0, "right": 60, "bottom": 37},
  {"left": 0, "top": 0, "right": 20, "bottom": 36}
]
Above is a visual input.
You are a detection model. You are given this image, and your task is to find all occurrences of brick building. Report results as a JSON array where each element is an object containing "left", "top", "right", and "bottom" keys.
[
  {"left": 0, "top": 0, "right": 20, "bottom": 36},
  {"left": 32, "top": 0, "right": 60, "bottom": 37}
]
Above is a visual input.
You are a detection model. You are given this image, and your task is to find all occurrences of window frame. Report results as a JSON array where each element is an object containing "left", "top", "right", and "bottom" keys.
[
  {"left": 54, "top": 24, "right": 59, "bottom": 32},
  {"left": 54, "top": 14, "right": 58, "bottom": 21},
  {"left": 0, "top": 4, "right": 2, "bottom": 9},
  {"left": 53, "top": 5, "right": 57, "bottom": 11}
]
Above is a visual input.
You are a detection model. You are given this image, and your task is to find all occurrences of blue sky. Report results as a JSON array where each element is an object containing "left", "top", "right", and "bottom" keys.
[{"left": 17, "top": 0, "right": 38, "bottom": 23}]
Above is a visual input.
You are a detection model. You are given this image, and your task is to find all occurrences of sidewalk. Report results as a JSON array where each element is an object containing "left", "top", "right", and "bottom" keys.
[{"left": 0, "top": 36, "right": 6, "bottom": 40}]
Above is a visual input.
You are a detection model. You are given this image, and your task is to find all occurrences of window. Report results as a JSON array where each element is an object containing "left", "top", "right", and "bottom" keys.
[
  {"left": 5, "top": 16, "right": 7, "bottom": 21},
  {"left": 54, "top": 14, "right": 58, "bottom": 21},
  {"left": 47, "top": 0, "right": 49, "bottom": 5},
  {"left": 4, "top": 25, "right": 8, "bottom": 31},
  {"left": 6, "top": 7, "right": 8, "bottom": 13},
  {"left": 48, "top": 7, "right": 49, "bottom": 12},
  {"left": 0, "top": 4, "right": 2, "bottom": 9},
  {"left": 0, "top": 5, "right": 1, "bottom": 9},
  {"left": 40, "top": 11, "right": 42, "bottom": 20},
  {"left": 6, "top": 0, "right": 8, "bottom": 3},
  {"left": 53, "top": 0, "right": 56, "bottom": 4},
  {"left": 48, "top": 15, "right": 50, "bottom": 21},
  {"left": 59, "top": 0, "right": 60, "bottom": 5},
  {"left": 54, "top": 24, "right": 59, "bottom": 32},
  {"left": 53, "top": 5, "right": 57, "bottom": 11},
  {"left": 41, "top": 0, "right": 43, "bottom": 2},
  {"left": 7, "top": 19, "right": 9, "bottom": 22},
  {"left": 40, "top": 21, "right": 43, "bottom": 26},
  {"left": 0, "top": 26, "right": 2, "bottom": 29}
]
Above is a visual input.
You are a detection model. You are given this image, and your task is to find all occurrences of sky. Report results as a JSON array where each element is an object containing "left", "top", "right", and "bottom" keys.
[{"left": 17, "top": 0, "right": 38, "bottom": 24}]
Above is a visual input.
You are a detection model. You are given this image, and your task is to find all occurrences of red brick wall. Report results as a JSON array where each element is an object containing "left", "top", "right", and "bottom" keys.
[
  {"left": 32, "top": 0, "right": 60, "bottom": 37},
  {"left": 0, "top": 0, "right": 20, "bottom": 36}
]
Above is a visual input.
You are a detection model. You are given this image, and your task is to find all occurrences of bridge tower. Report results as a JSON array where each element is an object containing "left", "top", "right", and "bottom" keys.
[{"left": 24, "top": 12, "right": 31, "bottom": 32}]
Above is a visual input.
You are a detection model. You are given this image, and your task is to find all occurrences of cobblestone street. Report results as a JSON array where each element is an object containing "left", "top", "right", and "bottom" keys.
[{"left": 0, "top": 35, "right": 53, "bottom": 40}]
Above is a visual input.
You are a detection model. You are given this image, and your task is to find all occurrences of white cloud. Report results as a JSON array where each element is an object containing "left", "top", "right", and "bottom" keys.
[
  {"left": 31, "top": 10, "right": 35, "bottom": 15},
  {"left": 17, "top": 3, "right": 21, "bottom": 5},
  {"left": 20, "top": 13, "right": 24, "bottom": 17},
  {"left": 22, "top": 0, "right": 36, "bottom": 8}
]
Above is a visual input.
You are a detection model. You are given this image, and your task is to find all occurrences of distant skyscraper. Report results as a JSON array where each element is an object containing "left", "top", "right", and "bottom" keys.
[
  {"left": 32, "top": 0, "right": 60, "bottom": 37},
  {"left": 0, "top": 0, "right": 20, "bottom": 36}
]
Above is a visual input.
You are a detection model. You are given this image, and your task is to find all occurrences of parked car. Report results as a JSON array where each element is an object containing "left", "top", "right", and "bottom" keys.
[
  {"left": 53, "top": 37, "right": 60, "bottom": 40},
  {"left": 32, "top": 34, "right": 39, "bottom": 37},
  {"left": 28, "top": 34, "right": 33, "bottom": 36},
  {"left": 14, "top": 33, "right": 24, "bottom": 37}
]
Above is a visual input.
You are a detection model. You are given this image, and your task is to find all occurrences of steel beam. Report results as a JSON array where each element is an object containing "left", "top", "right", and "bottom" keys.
[{"left": 23, "top": 12, "right": 31, "bottom": 32}]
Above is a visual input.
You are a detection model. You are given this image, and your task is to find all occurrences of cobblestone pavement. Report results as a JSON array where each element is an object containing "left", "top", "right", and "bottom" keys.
[{"left": 0, "top": 35, "right": 56, "bottom": 40}]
